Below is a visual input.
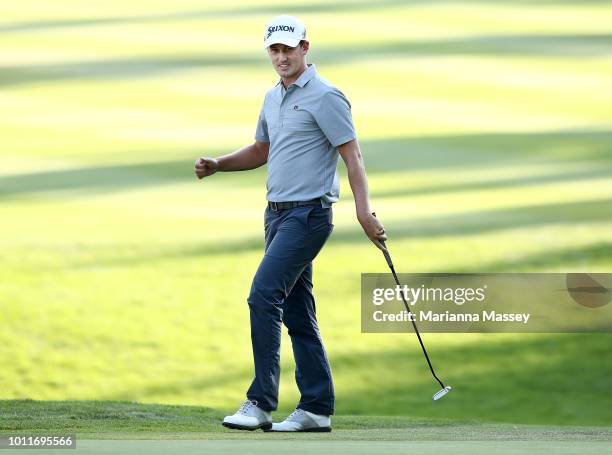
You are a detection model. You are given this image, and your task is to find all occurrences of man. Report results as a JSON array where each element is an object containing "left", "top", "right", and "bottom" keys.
[{"left": 194, "top": 15, "right": 387, "bottom": 432}]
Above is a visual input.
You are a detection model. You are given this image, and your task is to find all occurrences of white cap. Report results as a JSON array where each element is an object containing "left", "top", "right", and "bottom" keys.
[{"left": 263, "top": 15, "right": 307, "bottom": 48}]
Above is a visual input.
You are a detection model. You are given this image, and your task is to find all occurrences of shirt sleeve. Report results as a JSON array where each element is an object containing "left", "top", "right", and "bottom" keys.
[
  {"left": 254, "top": 102, "right": 270, "bottom": 143},
  {"left": 313, "top": 88, "right": 357, "bottom": 147}
]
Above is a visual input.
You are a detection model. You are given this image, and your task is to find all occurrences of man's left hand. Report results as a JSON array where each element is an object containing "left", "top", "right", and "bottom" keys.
[{"left": 358, "top": 212, "right": 387, "bottom": 251}]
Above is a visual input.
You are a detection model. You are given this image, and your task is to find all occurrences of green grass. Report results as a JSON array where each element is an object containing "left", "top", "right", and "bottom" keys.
[
  {"left": 1, "top": 0, "right": 612, "bottom": 432},
  {"left": 1, "top": 400, "right": 610, "bottom": 441},
  {"left": 1, "top": 401, "right": 610, "bottom": 455}
]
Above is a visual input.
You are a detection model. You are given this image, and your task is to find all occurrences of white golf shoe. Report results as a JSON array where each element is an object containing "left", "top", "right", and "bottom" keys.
[
  {"left": 267, "top": 408, "right": 331, "bottom": 432},
  {"left": 222, "top": 400, "right": 272, "bottom": 431}
]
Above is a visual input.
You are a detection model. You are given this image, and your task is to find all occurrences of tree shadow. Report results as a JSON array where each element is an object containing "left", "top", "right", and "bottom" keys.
[
  {"left": 57, "top": 196, "right": 612, "bottom": 270},
  {"left": 467, "top": 243, "right": 612, "bottom": 272},
  {"left": 92, "top": 332, "right": 612, "bottom": 425},
  {"left": 360, "top": 129, "right": 612, "bottom": 175},
  {"left": 374, "top": 167, "right": 612, "bottom": 201},
  {"left": 311, "top": 33, "right": 612, "bottom": 61},
  {"left": 0, "top": 155, "right": 266, "bottom": 199},
  {"left": 1, "top": 129, "right": 610, "bottom": 199},
  {"left": 327, "top": 197, "right": 612, "bottom": 243},
  {"left": 2, "top": 0, "right": 611, "bottom": 34},
  {"left": 332, "top": 333, "right": 612, "bottom": 425},
  {"left": 0, "top": 55, "right": 263, "bottom": 88},
  {"left": 0, "top": 0, "right": 415, "bottom": 34},
  {"left": 3, "top": 33, "right": 611, "bottom": 88},
  {"left": 0, "top": 399, "right": 225, "bottom": 431}
]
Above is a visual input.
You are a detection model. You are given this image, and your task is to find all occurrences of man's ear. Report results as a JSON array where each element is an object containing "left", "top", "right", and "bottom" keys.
[{"left": 300, "top": 40, "right": 310, "bottom": 54}]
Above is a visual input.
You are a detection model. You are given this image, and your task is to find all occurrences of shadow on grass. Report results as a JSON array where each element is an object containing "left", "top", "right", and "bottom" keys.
[
  {"left": 0, "top": 154, "right": 267, "bottom": 199},
  {"left": 0, "top": 0, "right": 416, "bottom": 34},
  {"left": 468, "top": 243, "right": 612, "bottom": 272},
  {"left": 1, "top": 335, "right": 610, "bottom": 428},
  {"left": 360, "top": 129, "right": 612, "bottom": 175},
  {"left": 2, "top": 33, "right": 612, "bottom": 87},
  {"left": 311, "top": 33, "right": 612, "bottom": 60},
  {"left": 92, "top": 333, "right": 612, "bottom": 426},
  {"left": 0, "top": 399, "right": 225, "bottom": 432},
  {"left": 374, "top": 167, "right": 612, "bottom": 200},
  {"left": 57, "top": 196, "right": 612, "bottom": 269},
  {"left": 2, "top": 0, "right": 611, "bottom": 34},
  {"left": 331, "top": 333, "right": 612, "bottom": 426},
  {"left": 0, "top": 55, "right": 264, "bottom": 88},
  {"left": 1, "top": 129, "right": 611, "bottom": 199}
]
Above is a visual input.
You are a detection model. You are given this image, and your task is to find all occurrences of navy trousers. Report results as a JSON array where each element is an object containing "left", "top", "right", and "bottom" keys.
[{"left": 246, "top": 205, "right": 335, "bottom": 416}]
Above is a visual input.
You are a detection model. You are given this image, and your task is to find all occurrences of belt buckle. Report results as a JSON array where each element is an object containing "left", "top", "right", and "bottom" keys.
[{"left": 270, "top": 201, "right": 279, "bottom": 212}]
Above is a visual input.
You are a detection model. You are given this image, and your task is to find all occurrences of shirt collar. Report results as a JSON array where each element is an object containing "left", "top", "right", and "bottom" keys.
[{"left": 276, "top": 63, "right": 317, "bottom": 89}]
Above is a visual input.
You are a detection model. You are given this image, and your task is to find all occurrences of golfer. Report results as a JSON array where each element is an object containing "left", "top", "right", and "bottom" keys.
[{"left": 195, "top": 15, "right": 387, "bottom": 432}]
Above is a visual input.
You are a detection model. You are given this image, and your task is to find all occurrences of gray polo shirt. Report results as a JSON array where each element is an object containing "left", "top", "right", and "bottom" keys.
[{"left": 255, "top": 64, "right": 356, "bottom": 207}]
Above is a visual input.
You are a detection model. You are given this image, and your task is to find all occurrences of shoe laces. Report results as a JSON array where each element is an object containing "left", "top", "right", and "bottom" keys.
[
  {"left": 237, "top": 400, "right": 257, "bottom": 415},
  {"left": 286, "top": 408, "right": 306, "bottom": 421}
]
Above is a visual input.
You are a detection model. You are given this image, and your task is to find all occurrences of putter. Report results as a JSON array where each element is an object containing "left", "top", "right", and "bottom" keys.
[{"left": 373, "top": 214, "right": 452, "bottom": 401}]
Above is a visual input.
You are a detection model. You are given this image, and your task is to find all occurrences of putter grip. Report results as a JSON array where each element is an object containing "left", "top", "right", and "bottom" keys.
[
  {"left": 380, "top": 241, "right": 393, "bottom": 269},
  {"left": 372, "top": 212, "right": 394, "bottom": 269}
]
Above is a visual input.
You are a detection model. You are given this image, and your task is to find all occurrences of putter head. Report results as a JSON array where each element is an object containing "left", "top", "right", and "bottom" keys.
[{"left": 432, "top": 386, "right": 452, "bottom": 401}]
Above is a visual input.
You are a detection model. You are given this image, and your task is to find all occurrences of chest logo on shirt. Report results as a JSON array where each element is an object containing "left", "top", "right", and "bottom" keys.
[{"left": 293, "top": 105, "right": 299, "bottom": 110}]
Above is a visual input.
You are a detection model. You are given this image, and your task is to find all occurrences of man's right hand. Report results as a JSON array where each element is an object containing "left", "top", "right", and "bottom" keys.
[{"left": 195, "top": 157, "right": 219, "bottom": 180}]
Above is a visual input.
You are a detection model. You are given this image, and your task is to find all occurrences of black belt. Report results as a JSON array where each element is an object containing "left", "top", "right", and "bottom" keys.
[{"left": 268, "top": 198, "right": 322, "bottom": 211}]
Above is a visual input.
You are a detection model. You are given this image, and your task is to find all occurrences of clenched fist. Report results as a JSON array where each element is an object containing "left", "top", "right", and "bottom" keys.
[{"left": 195, "top": 157, "right": 219, "bottom": 180}]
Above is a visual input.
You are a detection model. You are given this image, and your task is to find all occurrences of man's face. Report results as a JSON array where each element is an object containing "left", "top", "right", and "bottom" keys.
[{"left": 267, "top": 41, "right": 309, "bottom": 79}]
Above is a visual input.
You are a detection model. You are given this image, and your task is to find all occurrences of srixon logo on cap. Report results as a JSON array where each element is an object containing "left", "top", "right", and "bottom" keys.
[{"left": 266, "top": 25, "right": 295, "bottom": 39}]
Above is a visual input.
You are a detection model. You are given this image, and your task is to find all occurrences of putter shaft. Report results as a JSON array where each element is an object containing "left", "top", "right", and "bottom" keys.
[{"left": 372, "top": 212, "right": 447, "bottom": 390}]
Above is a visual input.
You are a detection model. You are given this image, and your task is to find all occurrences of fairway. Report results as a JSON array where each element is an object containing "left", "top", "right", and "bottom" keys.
[
  {"left": 39, "top": 440, "right": 609, "bottom": 455},
  {"left": 8, "top": 439, "right": 612, "bottom": 455},
  {"left": 1, "top": 401, "right": 610, "bottom": 454},
  {"left": 1, "top": 0, "right": 612, "bottom": 449}
]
